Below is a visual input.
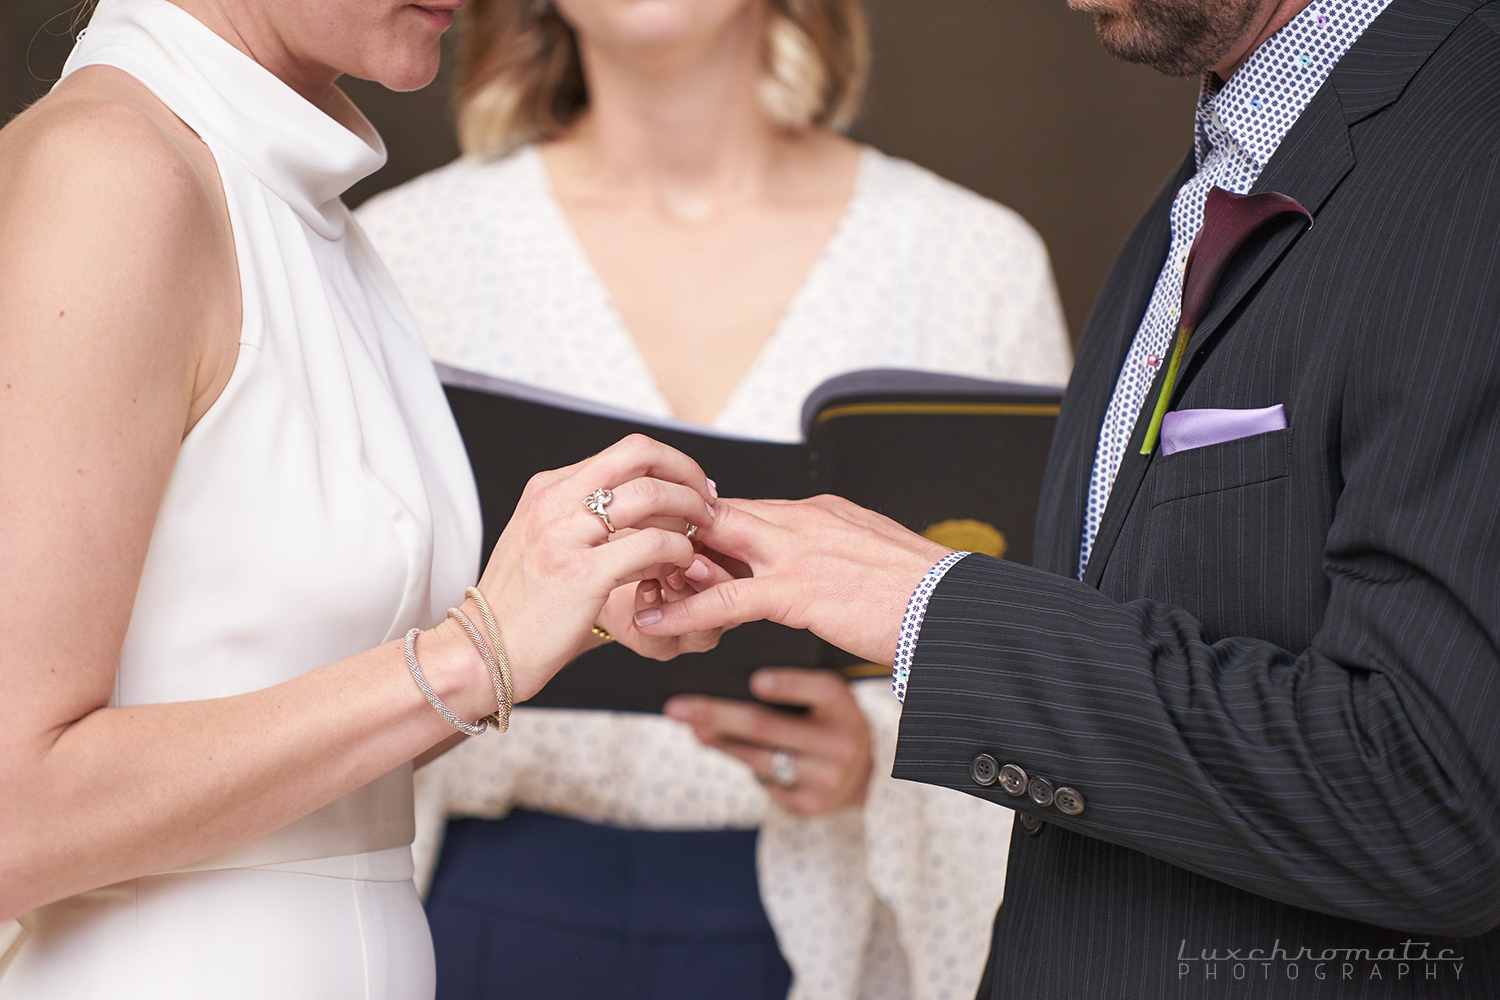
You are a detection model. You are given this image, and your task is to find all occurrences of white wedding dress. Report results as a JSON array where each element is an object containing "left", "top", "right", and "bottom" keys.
[{"left": 0, "top": 1, "right": 481, "bottom": 997}]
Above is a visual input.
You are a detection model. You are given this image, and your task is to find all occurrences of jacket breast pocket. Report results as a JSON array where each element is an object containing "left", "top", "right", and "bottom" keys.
[
  {"left": 1151, "top": 425, "right": 1290, "bottom": 505},
  {"left": 1144, "top": 427, "right": 1293, "bottom": 642}
]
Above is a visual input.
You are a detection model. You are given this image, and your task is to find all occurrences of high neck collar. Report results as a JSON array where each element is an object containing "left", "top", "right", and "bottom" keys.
[{"left": 61, "top": 0, "right": 386, "bottom": 239}]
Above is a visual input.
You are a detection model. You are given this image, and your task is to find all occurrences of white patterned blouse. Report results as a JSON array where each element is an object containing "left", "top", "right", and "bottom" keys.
[{"left": 356, "top": 143, "right": 1072, "bottom": 1000}]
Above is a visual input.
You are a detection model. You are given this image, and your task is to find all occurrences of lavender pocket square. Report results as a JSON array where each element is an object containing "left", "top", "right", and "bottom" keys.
[{"left": 1160, "top": 404, "right": 1286, "bottom": 456}]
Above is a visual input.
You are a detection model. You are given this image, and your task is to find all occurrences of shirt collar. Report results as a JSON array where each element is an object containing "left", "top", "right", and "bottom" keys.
[{"left": 1194, "top": 0, "right": 1393, "bottom": 171}]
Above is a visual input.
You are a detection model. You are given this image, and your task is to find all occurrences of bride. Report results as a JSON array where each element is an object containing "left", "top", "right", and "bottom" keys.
[{"left": 0, "top": 0, "right": 725, "bottom": 995}]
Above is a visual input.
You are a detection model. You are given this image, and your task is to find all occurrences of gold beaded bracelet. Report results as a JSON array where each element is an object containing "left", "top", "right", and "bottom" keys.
[{"left": 446, "top": 606, "right": 509, "bottom": 733}]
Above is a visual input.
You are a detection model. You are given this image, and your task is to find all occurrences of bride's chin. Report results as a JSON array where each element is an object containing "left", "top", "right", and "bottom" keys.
[{"left": 359, "top": 42, "right": 442, "bottom": 93}]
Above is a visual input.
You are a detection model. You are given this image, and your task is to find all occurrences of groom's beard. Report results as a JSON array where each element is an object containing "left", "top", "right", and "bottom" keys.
[{"left": 1075, "top": 0, "right": 1266, "bottom": 77}]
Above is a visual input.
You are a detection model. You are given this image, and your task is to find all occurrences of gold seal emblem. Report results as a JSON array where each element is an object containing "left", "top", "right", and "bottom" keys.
[{"left": 922, "top": 519, "right": 1007, "bottom": 559}]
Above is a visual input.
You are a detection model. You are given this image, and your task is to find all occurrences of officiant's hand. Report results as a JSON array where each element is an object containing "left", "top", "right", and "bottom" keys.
[
  {"left": 664, "top": 668, "right": 874, "bottom": 815},
  {"left": 630, "top": 496, "right": 949, "bottom": 665},
  {"left": 470, "top": 435, "right": 719, "bottom": 704}
]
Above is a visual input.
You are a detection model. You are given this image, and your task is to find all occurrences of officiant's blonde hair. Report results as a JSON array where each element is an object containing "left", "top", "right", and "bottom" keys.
[{"left": 454, "top": 0, "right": 870, "bottom": 160}]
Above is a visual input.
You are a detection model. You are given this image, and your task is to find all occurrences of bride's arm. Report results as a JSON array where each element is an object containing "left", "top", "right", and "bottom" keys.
[{"left": 0, "top": 87, "right": 715, "bottom": 922}]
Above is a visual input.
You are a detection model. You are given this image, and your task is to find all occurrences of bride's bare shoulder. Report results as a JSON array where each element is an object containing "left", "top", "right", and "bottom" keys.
[
  {"left": 0, "top": 64, "right": 238, "bottom": 434},
  {"left": 0, "top": 65, "right": 225, "bottom": 236}
]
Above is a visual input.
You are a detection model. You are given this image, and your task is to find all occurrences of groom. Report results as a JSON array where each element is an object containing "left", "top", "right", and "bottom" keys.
[{"left": 637, "top": 0, "right": 1500, "bottom": 994}]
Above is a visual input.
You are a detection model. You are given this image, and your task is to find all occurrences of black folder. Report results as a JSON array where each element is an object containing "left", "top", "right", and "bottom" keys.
[{"left": 439, "top": 363, "right": 1061, "bottom": 713}]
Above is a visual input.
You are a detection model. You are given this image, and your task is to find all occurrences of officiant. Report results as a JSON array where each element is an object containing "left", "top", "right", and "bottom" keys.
[{"left": 356, "top": 0, "right": 1071, "bottom": 995}]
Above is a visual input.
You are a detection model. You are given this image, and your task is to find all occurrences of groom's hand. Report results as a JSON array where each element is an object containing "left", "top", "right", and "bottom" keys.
[
  {"left": 632, "top": 496, "right": 949, "bottom": 665},
  {"left": 594, "top": 544, "right": 740, "bottom": 660}
]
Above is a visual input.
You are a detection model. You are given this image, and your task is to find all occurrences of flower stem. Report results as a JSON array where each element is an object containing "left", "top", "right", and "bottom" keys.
[{"left": 1140, "top": 326, "right": 1190, "bottom": 455}]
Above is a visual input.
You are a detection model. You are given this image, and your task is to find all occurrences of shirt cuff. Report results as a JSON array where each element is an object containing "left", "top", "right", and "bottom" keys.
[{"left": 893, "top": 551, "right": 973, "bottom": 702}]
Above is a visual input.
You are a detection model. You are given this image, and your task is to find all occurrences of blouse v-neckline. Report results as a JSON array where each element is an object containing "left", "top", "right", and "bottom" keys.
[{"left": 518, "top": 144, "right": 872, "bottom": 434}]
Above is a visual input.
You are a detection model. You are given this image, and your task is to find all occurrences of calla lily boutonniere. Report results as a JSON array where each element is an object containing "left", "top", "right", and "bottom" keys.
[{"left": 1139, "top": 186, "right": 1314, "bottom": 455}]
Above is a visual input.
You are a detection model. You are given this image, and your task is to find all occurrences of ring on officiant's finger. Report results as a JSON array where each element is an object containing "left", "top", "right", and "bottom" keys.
[
  {"left": 584, "top": 488, "right": 616, "bottom": 533},
  {"left": 770, "top": 749, "right": 797, "bottom": 787}
]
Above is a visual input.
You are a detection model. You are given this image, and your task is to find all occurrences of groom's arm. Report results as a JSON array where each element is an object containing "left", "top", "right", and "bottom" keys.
[{"left": 894, "top": 536, "right": 1500, "bottom": 937}]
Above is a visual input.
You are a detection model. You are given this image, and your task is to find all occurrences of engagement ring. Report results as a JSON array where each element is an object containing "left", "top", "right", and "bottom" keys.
[{"left": 584, "top": 487, "right": 616, "bottom": 533}]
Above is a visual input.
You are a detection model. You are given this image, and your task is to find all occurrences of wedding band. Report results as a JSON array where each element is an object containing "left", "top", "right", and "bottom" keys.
[
  {"left": 584, "top": 487, "right": 616, "bottom": 533},
  {"left": 770, "top": 748, "right": 797, "bottom": 787},
  {"left": 685, "top": 523, "right": 698, "bottom": 540}
]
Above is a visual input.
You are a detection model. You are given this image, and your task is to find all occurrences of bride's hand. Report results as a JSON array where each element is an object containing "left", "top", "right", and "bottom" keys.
[
  {"left": 469, "top": 434, "right": 718, "bottom": 703},
  {"left": 595, "top": 549, "right": 739, "bottom": 660}
]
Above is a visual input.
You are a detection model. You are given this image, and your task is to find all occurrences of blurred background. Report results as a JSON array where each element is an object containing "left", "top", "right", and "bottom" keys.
[{"left": 1, "top": 0, "right": 1197, "bottom": 345}]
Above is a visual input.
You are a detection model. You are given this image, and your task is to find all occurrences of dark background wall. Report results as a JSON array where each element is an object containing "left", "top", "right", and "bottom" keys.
[{"left": 2, "top": 0, "right": 1197, "bottom": 343}]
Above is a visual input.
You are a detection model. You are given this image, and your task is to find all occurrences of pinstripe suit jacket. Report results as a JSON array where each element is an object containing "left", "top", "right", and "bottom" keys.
[{"left": 892, "top": 1, "right": 1500, "bottom": 996}]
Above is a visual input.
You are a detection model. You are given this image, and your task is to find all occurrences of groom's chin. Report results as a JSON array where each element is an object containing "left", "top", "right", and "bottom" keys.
[
  {"left": 1073, "top": 0, "right": 1268, "bottom": 78},
  {"left": 1093, "top": 19, "right": 1210, "bottom": 77}
]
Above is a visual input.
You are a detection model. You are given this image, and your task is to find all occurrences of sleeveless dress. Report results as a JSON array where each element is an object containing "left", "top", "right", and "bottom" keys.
[{"left": 0, "top": 0, "right": 482, "bottom": 996}]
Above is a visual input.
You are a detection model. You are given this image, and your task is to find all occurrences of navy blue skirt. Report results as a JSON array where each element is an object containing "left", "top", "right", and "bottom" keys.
[{"left": 427, "top": 810, "right": 793, "bottom": 1000}]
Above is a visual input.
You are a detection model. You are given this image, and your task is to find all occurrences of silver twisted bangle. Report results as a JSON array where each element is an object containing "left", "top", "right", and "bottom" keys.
[
  {"left": 404, "top": 627, "right": 489, "bottom": 736},
  {"left": 447, "top": 606, "right": 511, "bottom": 733}
]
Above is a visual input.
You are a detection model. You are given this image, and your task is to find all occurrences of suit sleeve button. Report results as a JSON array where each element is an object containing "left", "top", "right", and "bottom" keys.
[
  {"left": 1028, "top": 776, "right": 1055, "bottom": 807},
  {"left": 998, "top": 764, "right": 1029, "bottom": 796},
  {"left": 1054, "top": 786, "right": 1086, "bottom": 816},
  {"left": 969, "top": 754, "right": 1000, "bottom": 786},
  {"left": 1018, "top": 812, "right": 1045, "bottom": 835}
]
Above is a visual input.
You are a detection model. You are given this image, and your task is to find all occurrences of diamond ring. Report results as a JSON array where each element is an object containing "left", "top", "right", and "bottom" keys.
[
  {"left": 583, "top": 487, "right": 616, "bottom": 533},
  {"left": 770, "top": 749, "right": 797, "bottom": 787}
]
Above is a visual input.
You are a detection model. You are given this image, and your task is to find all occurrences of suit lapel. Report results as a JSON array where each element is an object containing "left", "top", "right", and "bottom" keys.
[
  {"left": 1183, "top": 97, "right": 1353, "bottom": 361},
  {"left": 1080, "top": 72, "right": 1355, "bottom": 586},
  {"left": 1081, "top": 92, "right": 1352, "bottom": 585},
  {"left": 1331, "top": 0, "right": 1486, "bottom": 123}
]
